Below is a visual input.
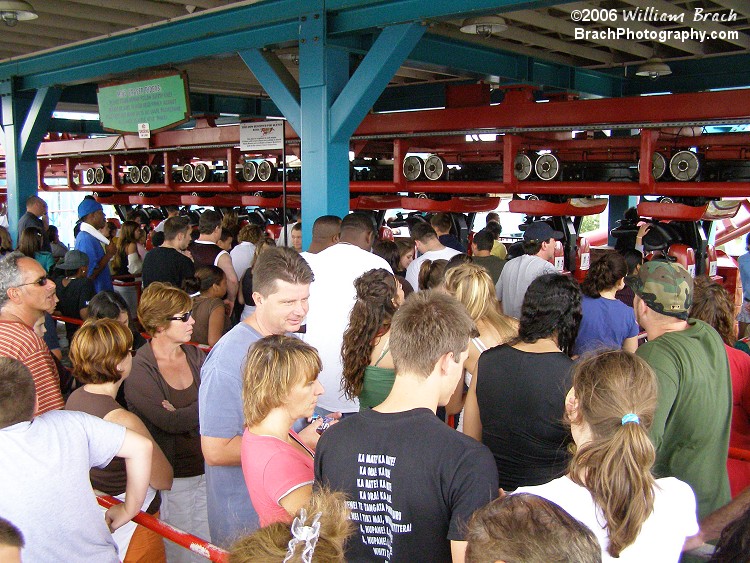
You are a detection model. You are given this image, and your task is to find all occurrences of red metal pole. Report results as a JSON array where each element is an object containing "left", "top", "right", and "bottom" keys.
[{"left": 96, "top": 494, "right": 229, "bottom": 562}]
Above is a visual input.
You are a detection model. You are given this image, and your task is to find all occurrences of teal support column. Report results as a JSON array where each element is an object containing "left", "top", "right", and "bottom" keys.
[
  {"left": 608, "top": 195, "right": 639, "bottom": 247},
  {"left": 0, "top": 80, "right": 61, "bottom": 244},
  {"left": 239, "top": 3, "right": 424, "bottom": 248}
]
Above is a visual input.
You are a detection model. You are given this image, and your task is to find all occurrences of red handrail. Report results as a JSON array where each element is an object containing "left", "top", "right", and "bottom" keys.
[{"left": 96, "top": 494, "right": 229, "bottom": 562}]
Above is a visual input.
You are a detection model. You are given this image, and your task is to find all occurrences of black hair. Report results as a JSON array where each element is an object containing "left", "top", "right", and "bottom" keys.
[
  {"left": 484, "top": 221, "right": 501, "bottom": 238},
  {"left": 472, "top": 229, "right": 495, "bottom": 252},
  {"left": 88, "top": 290, "right": 129, "bottom": 320},
  {"left": 517, "top": 274, "right": 582, "bottom": 356},
  {"left": 620, "top": 248, "right": 644, "bottom": 276},
  {"left": 581, "top": 252, "right": 628, "bottom": 298},
  {"left": 710, "top": 504, "right": 750, "bottom": 562}
]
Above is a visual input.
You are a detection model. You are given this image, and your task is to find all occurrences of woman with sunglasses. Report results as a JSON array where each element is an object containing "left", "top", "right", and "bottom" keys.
[
  {"left": 125, "top": 282, "right": 208, "bottom": 563},
  {"left": 66, "top": 318, "right": 173, "bottom": 562}
]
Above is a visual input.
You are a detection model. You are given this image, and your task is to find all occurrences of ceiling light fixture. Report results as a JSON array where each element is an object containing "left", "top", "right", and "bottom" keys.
[
  {"left": 0, "top": 0, "right": 37, "bottom": 26},
  {"left": 460, "top": 16, "right": 508, "bottom": 39},
  {"left": 635, "top": 58, "right": 672, "bottom": 80}
]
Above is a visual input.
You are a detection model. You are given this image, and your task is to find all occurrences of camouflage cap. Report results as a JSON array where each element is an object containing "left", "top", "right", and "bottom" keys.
[{"left": 625, "top": 260, "right": 693, "bottom": 320}]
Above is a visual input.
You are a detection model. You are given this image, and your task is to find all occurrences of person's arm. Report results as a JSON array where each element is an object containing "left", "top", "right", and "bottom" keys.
[
  {"left": 622, "top": 336, "right": 639, "bottom": 353},
  {"left": 217, "top": 253, "right": 238, "bottom": 313},
  {"left": 107, "top": 408, "right": 174, "bottom": 491},
  {"left": 88, "top": 239, "right": 116, "bottom": 281},
  {"left": 127, "top": 242, "right": 143, "bottom": 275},
  {"left": 691, "top": 486, "right": 750, "bottom": 547},
  {"left": 462, "top": 371, "right": 482, "bottom": 440},
  {"left": 450, "top": 541, "right": 467, "bottom": 563},
  {"left": 201, "top": 435, "right": 242, "bottom": 466},
  {"left": 279, "top": 484, "right": 313, "bottom": 517},
  {"left": 105, "top": 429, "right": 152, "bottom": 531},
  {"left": 125, "top": 357, "right": 199, "bottom": 434},
  {"left": 206, "top": 304, "right": 226, "bottom": 347}
]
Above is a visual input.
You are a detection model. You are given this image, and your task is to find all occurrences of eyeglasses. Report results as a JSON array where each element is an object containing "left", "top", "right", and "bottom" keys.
[
  {"left": 15, "top": 275, "right": 49, "bottom": 288},
  {"left": 168, "top": 311, "right": 192, "bottom": 322}
]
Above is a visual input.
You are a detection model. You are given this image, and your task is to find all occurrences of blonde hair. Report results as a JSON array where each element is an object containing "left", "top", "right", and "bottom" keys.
[
  {"left": 69, "top": 318, "right": 133, "bottom": 384},
  {"left": 229, "top": 489, "right": 352, "bottom": 563},
  {"left": 242, "top": 335, "right": 322, "bottom": 427},
  {"left": 444, "top": 263, "right": 517, "bottom": 342},
  {"left": 568, "top": 350, "right": 658, "bottom": 557},
  {"left": 137, "top": 282, "right": 193, "bottom": 336}
]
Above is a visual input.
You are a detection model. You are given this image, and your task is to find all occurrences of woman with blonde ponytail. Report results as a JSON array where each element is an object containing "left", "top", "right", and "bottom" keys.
[{"left": 517, "top": 350, "right": 699, "bottom": 561}]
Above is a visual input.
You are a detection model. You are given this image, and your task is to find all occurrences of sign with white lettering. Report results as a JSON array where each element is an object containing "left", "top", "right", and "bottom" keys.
[
  {"left": 240, "top": 121, "right": 284, "bottom": 151},
  {"left": 97, "top": 72, "right": 190, "bottom": 134}
]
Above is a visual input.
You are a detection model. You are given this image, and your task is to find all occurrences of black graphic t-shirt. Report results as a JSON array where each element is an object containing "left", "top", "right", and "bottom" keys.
[{"left": 315, "top": 408, "right": 498, "bottom": 562}]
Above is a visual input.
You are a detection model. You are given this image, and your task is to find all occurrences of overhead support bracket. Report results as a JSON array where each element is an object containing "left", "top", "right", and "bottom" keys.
[
  {"left": 330, "top": 22, "right": 424, "bottom": 142},
  {"left": 20, "top": 87, "right": 62, "bottom": 160},
  {"left": 239, "top": 49, "right": 301, "bottom": 135}
]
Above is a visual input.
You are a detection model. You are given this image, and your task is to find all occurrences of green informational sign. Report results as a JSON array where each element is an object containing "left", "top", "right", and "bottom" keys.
[{"left": 97, "top": 72, "right": 190, "bottom": 134}]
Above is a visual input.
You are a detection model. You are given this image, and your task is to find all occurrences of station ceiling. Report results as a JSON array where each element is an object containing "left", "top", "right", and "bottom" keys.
[{"left": 0, "top": 0, "right": 749, "bottom": 119}]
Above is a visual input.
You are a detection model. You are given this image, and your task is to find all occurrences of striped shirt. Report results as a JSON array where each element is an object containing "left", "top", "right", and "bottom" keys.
[{"left": 0, "top": 320, "right": 64, "bottom": 413}]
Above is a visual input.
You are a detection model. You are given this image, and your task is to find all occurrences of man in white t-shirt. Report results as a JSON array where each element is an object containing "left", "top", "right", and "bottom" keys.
[
  {"left": 304, "top": 213, "right": 392, "bottom": 415},
  {"left": 405, "top": 221, "right": 462, "bottom": 291},
  {"left": 495, "top": 221, "right": 562, "bottom": 319}
]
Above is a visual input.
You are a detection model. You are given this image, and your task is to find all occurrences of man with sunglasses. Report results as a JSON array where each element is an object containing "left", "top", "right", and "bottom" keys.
[{"left": 0, "top": 251, "right": 63, "bottom": 413}]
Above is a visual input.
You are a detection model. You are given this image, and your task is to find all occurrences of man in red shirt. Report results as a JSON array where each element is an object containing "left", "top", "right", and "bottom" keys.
[{"left": 0, "top": 251, "right": 63, "bottom": 413}]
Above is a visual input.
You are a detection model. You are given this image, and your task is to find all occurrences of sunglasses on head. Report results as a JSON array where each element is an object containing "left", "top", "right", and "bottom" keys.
[
  {"left": 169, "top": 310, "right": 192, "bottom": 322},
  {"left": 16, "top": 275, "right": 48, "bottom": 288}
]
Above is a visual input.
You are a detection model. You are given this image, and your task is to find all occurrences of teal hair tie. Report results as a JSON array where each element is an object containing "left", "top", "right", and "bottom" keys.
[{"left": 621, "top": 413, "right": 640, "bottom": 425}]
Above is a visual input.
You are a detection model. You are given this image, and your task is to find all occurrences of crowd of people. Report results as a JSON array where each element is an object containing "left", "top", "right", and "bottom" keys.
[{"left": 1, "top": 198, "right": 749, "bottom": 562}]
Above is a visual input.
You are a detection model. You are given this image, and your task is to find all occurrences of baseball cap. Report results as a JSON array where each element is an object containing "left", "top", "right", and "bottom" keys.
[
  {"left": 56, "top": 250, "right": 89, "bottom": 271},
  {"left": 625, "top": 260, "right": 693, "bottom": 320},
  {"left": 77, "top": 198, "right": 104, "bottom": 219},
  {"left": 523, "top": 221, "right": 564, "bottom": 242}
]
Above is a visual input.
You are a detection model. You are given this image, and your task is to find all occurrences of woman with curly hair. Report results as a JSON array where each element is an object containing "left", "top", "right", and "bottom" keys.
[
  {"left": 443, "top": 263, "right": 518, "bottom": 426},
  {"left": 574, "top": 252, "right": 639, "bottom": 356},
  {"left": 111, "top": 221, "right": 143, "bottom": 276},
  {"left": 517, "top": 350, "right": 698, "bottom": 561},
  {"left": 341, "top": 268, "right": 404, "bottom": 410},
  {"left": 690, "top": 276, "right": 750, "bottom": 498},
  {"left": 464, "top": 274, "right": 581, "bottom": 490}
]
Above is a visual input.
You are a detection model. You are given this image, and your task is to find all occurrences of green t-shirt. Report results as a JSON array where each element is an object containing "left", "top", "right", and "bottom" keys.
[{"left": 637, "top": 319, "right": 732, "bottom": 520}]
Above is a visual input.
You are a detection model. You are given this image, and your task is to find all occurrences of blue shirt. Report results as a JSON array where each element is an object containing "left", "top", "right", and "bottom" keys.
[
  {"left": 574, "top": 295, "right": 639, "bottom": 356},
  {"left": 74, "top": 230, "right": 113, "bottom": 293},
  {"left": 199, "top": 322, "right": 262, "bottom": 546},
  {"left": 739, "top": 252, "right": 750, "bottom": 301}
]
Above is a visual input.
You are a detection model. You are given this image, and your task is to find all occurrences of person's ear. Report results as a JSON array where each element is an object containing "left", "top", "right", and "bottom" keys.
[
  {"left": 565, "top": 388, "right": 580, "bottom": 422},
  {"left": 252, "top": 291, "right": 263, "bottom": 305}
]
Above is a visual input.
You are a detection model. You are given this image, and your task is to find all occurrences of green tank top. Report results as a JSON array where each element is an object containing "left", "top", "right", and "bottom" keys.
[{"left": 358, "top": 338, "right": 395, "bottom": 410}]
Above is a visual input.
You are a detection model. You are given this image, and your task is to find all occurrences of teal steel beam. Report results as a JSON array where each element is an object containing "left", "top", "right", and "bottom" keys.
[
  {"left": 328, "top": 0, "right": 580, "bottom": 35},
  {"left": 20, "top": 87, "right": 62, "bottom": 160},
  {"left": 19, "top": 22, "right": 299, "bottom": 91},
  {"left": 330, "top": 22, "right": 424, "bottom": 142},
  {"left": 0, "top": 0, "right": 300, "bottom": 86},
  {"left": 239, "top": 49, "right": 301, "bottom": 135},
  {"left": 408, "top": 34, "right": 622, "bottom": 97},
  {"left": 298, "top": 3, "right": 350, "bottom": 248},
  {"left": 1, "top": 83, "right": 57, "bottom": 244}
]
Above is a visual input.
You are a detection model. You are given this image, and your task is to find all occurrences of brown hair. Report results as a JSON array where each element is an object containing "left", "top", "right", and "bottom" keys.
[
  {"left": 229, "top": 489, "right": 352, "bottom": 563},
  {"left": 0, "top": 516, "right": 24, "bottom": 548},
  {"left": 341, "top": 269, "right": 399, "bottom": 398},
  {"left": 418, "top": 258, "right": 447, "bottom": 291},
  {"left": 444, "top": 263, "right": 517, "bottom": 342},
  {"left": 17, "top": 227, "right": 43, "bottom": 258},
  {"left": 568, "top": 350, "right": 658, "bottom": 557},
  {"left": 69, "top": 318, "right": 133, "bottom": 384},
  {"left": 466, "top": 493, "right": 601, "bottom": 563},
  {"left": 163, "top": 216, "right": 190, "bottom": 241},
  {"left": 690, "top": 275, "right": 736, "bottom": 345},
  {"left": 137, "top": 282, "right": 193, "bottom": 336},
  {"left": 390, "top": 291, "right": 476, "bottom": 378},
  {"left": 0, "top": 226, "right": 12, "bottom": 253},
  {"left": 238, "top": 223, "right": 263, "bottom": 244},
  {"left": 242, "top": 335, "right": 322, "bottom": 427},
  {"left": 252, "top": 246, "right": 313, "bottom": 298},
  {"left": 430, "top": 212, "right": 452, "bottom": 233},
  {"left": 0, "top": 357, "right": 36, "bottom": 428},
  {"left": 581, "top": 252, "right": 628, "bottom": 298},
  {"left": 410, "top": 221, "right": 437, "bottom": 243},
  {"left": 112, "top": 220, "right": 140, "bottom": 273}
]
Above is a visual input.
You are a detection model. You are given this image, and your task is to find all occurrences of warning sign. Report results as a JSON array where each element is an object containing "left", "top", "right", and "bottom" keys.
[{"left": 240, "top": 121, "right": 284, "bottom": 151}]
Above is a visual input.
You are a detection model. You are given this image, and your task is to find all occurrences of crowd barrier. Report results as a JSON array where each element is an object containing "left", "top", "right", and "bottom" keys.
[{"left": 96, "top": 494, "right": 229, "bottom": 562}]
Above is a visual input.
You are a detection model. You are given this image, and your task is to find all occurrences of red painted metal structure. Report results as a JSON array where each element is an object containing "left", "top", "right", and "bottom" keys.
[{"left": 96, "top": 494, "right": 228, "bottom": 562}]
